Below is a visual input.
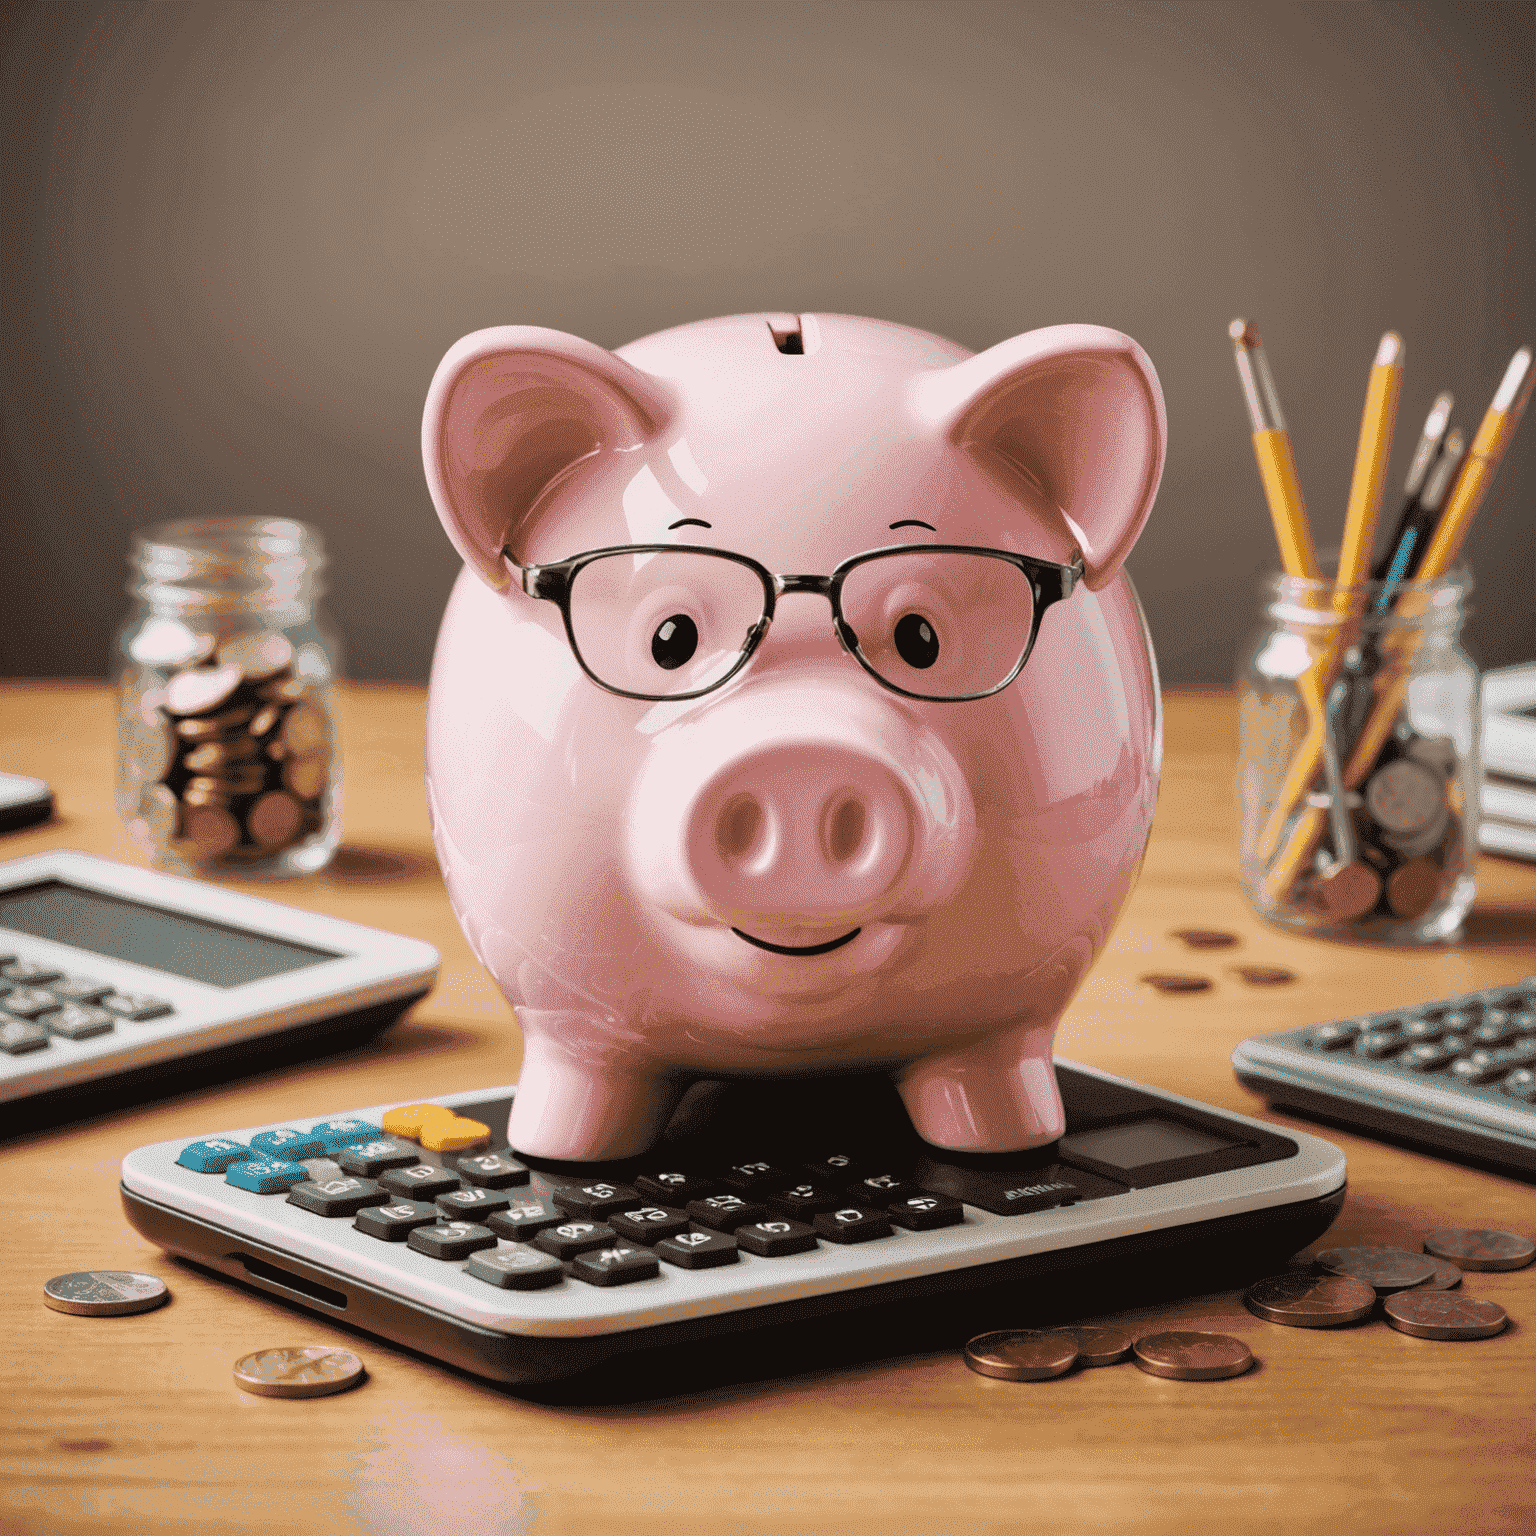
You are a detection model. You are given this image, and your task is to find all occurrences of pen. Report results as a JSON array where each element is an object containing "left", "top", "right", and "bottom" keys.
[
  {"left": 1337, "top": 332, "right": 1404, "bottom": 589},
  {"left": 1374, "top": 427, "right": 1466, "bottom": 609},
  {"left": 1370, "top": 390, "right": 1453, "bottom": 582},
  {"left": 1229, "top": 320, "right": 1320, "bottom": 579}
]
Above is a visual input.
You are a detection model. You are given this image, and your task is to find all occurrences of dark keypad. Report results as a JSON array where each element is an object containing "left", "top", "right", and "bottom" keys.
[
  {"left": 635, "top": 1169, "right": 719, "bottom": 1204},
  {"left": 735, "top": 1218, "right": 818, "bottom": 1257},
  {"left": 101, "top": 992, "right": 174, "bottom": 1022},
  {"left": 1403, "top": 1041, "right": 1460, "bottom": 1072},
  {"left": 720, "top": 1160, "right": 792, "bottom": 1192},
  {"left": 887, "top": 1192, "right": 966, "bottom": 1231},
  {"left": 1306, "top": 1021, "right": 1362, "bottom": 1050},
  {"left": 550, "top": 1181, "right": 641, "bottom": 1219},
  {"left": 3, "top": 988, "right": 61, "bottom": 1019},
  {"left": 1450, "top": 1053, "right": 1509, "bottom": 1087},
  {"left": 436, "top": 1185, "right": 514, "bottom": 1220},
  {"left": 487, "top": 1201, "right": 564, "bottom": 1242},
  {"left": 534, "top": 1221, "right": 618, "bottom": 1260},
  {"left": 608, "top": 1204, "right": 691, "bottom": 1244},
  {"left": 813, "top": 1205, "right": 894, "bottom": 1244},
  {"left": 801, "top": 1151, "right": 869, "bottom": 1182},
  {"left": 379, "top": 1164, "right": 462, "bottom": 1200},
  {"left": 335, "top": 1137, "right": 420, "bottom": 1176},
  {"left": 2, "top": 961, "right": 61, "bottom": 985},
  {"left": 1400, "top": 1018, "right": 1445, "bottom": 1044},
  {"left": 453, "top": 1151, "right": 530, "bottom": 1189},
  {"left": 465, "top": 1245, "right": 565, "bottom": 1290},
  {"left": 764, "top": 1182, "right": 843, "bottom": 1217},
  {"left": 353, "top": 1200, "right": 441, "bottom": 1241},
  {"left": 1355, "top": 1029, "right": 1407, "bottom": 1060},
  {"left": 569, "top": 1243, "right": 662, "bottom": 1286},
  {"left": 44, "top": 1004, "right": 115, "bottom": 1041},
  {"left": 687, "top": 1193, "right": 770, "bottom": 1232},
  {"left": 286, "top": 1176, "right": 389, "bottom": 1217},
  {"left": 1501, "top": 1069, "right": 1536, "bottom": 1103},
  {"left": 0, "top": 1018, "right": 49, "bottom": 1054},
  {"left": 656, "top": 1229, "right": 740, "bottom": 1269},
  {"left": 847, "top": 1172, "right": 920, "bottom": 1205},
  {"left": 407, "top": 1221, "right": 498, "bottom": 1260},
  {"left": 47, "top": 976, "right": 113, "bottom": 1004},
  {"left": 1470, "top": 1013, "right": 1522, "bottom": 1047}
]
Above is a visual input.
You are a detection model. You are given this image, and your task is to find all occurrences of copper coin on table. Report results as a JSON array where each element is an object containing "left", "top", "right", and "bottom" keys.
[
  {"left": 218, "top": 631, "right": 295, "bottom": 682},
  {"left": 1229, "top": 964, "right": 1296, "bottom": 986},
  {"left": 232, "top": 1346, "right": 366, "bottom": 1398},
  {"left": 1383, "top": 1289, "right": 1509, "bottom": 1341},
  {"left": 1132, "top": 1331, "right": 1253, "bottom": 1381},
  {"left": 1410, "top": 1255, "right": 1463, "bottom": 1291},
  {"left": 1139, "top": 972, "right": 1212, "bottom": 994},
  {"left": 964, "top": 1330, "right": 1079, "bottom": 1381},
  {"left": 1315, "top": 1246, "right": 1437, "bottom": 1293},
  {"left": 1054, "top": 1323, "right": 1137, "bottom": 1366},
  {"left": 1423, "top": 1229, "right": 1535, "bottom": 1272},
  {"left": 1243, "top": 1271, "right": 1376, "bottom": 1328},
  {"left": 1169, "top": 928, "right": 1239, "bottom": 950}
]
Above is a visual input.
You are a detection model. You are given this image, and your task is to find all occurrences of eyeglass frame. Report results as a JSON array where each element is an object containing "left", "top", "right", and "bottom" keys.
[{"left": 500, "top": 540, "right": 1086, "bottom": 703}]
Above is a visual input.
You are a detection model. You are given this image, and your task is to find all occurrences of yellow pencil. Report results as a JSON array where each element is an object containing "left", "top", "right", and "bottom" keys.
[{"left": 1337, "top": 331, "right": 1404, "bottom": 587}]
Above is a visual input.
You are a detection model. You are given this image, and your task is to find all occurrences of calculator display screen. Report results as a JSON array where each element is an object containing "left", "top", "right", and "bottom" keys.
[
  {"left": 1062, "top": 1119, "right": 1237, "bottom": 1169},
  {"left": 0, "top": 880, "right": 338, "bottom": 987}
]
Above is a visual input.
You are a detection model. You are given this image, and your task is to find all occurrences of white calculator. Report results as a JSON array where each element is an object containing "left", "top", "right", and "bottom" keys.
[
  {"left": 1, "top": 850, "right": 439, "bottom": 1128},
  {"left": 121, "top": 1066, "right": 1347, "bottom": 1393}
]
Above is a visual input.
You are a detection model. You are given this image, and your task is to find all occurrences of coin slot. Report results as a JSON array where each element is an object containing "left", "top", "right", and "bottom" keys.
[
  {"left": 766, "top": 315, "right": 804, "bottom": 355},
  {"left": 231, "top": 1252, "right": 347, "bottom": 1309}
]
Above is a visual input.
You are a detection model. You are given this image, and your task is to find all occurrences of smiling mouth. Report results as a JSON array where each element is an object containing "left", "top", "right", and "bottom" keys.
[{"left": 731, "top": 927, "right": 862, "bottom": 957}]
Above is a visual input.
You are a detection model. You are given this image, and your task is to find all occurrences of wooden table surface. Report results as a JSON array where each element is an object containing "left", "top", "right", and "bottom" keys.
[{"left": 3, "top": 682, "right": 1534, "bottom": 1536}]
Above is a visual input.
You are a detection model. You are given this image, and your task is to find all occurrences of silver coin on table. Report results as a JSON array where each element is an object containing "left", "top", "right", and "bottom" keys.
[
  {"left": 1383, "top": 1289, "right": 1509, "bottom": 1341},
  {"left": 1244, "top": 1271, "right": 1376, "bottom": 1328},
  {"left": 232, "top": 1346, "right": 366, "bottom": 1398},
  {"left": 1422, "top": 1229, "right": 1535, "bottom": 1273},
  {"left": 1132, "top": 1331, "right": 1253, "bottom": 1381},
  {"left": 1314, "top": 1246, "right": 1437, "bottom": 1293},
  {"left": 964, "top": 1330, "right": 1079, "bottom": 1381},
  {"left": 43, "top": 1271, "right": 169, "bottom": 1316}
]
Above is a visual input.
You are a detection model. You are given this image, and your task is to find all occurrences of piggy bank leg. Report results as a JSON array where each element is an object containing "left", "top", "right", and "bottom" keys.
[
  {"left": 894, "top": 1021, "right": 1065, "bottom": 1153},
  {"left": 507, "top": 1037, "right": 683, "bottom": 1161}
]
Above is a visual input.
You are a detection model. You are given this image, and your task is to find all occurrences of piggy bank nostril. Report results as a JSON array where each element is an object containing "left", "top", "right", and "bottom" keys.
[
  {"left": 824, "top": 795, "right": 868, "bottom": 865},
  {"left": 715, "top": 792, "right": 766, "bottom": 863}
]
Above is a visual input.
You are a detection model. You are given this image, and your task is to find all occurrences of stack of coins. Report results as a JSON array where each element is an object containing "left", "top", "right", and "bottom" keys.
[
  {"left": 123, "top": 632, "right": 332, "bottom": 867},
  {"left": 964, "top": 1323, "right": 1253, "bottom": 1382}
]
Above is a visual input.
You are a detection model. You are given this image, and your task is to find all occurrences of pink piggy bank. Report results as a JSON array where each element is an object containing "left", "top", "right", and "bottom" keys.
[{"left": 422, "top": 312, "right": 1165, "bottom": 1161}]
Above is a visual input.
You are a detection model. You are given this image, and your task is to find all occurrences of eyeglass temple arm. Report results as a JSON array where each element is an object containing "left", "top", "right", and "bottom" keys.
[{"left": 500, "top": 547, "right": 564, "bottom": 601}]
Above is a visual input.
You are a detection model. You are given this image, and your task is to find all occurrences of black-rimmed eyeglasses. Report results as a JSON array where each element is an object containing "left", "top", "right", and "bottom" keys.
[{"left": 501, "top": 541, "right": 1084, "bottom": 703}]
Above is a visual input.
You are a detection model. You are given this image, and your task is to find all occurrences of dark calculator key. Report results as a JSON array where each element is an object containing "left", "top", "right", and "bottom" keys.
[
  {"left": 0, "top": 1018, "right": 49, "bottom": 1054},
  {"left": 407, "top": 1221, "right": 498, "bottom": 1260},
  {"left": 813, "top": 1205, "right": 894, "bottom": 1244},
  {"left": 686, "top": 1193, "right": 770, "bottom": 1232},
  {"left": 286, "top": 1176, "right": 389, "bottom": 1217},
  {"left": 249, "top": 1128, "right": 327, "bottom": 1162},
  {"left": 379, "top": 1164, "right": 463, "bottom": 1200},
  {"left": 487, "top": 1201, "right": 564, "bottom": 1241},
  {"left": 1495, "top": 1042, "right": 1536, "bottom": 1069},
  {"left": 847, "top": 1173, "right": 919, "bottom": 1205},
  {"left": 634, "top": 1169, "right": 719, "bottom": 1204},
  {"left": 1450, "top": 1054, "right": 1509, "bottom": 1087},
  {"left": 1471, "top": 1013, "right": 1522, "bottom": 1048},
  {"left": 1403, "top": 1041, "right": 1460, "bottom": 1072},
  {"left": 4, "top": 988, "right": 62, "bottom": 1019},
  {"left": 719, "top": 1160, "right": 792, "bottom": 1192},
  {"left": 436, "top": 1185, "right": 514, "bottom": 1220},
  {"left": 735, "top": 1218, "right": 818, "bottom": 1257},
  {"left": 656, "top": 1228, "right": 740, "bottom": 1269},
  {"left": 549, "top": 1181, "right": 641, "bottom": 1219},
  {"left": 335, "top": 1137, "right": 420, "bottom": 1176},
  {"left": 1437, "top": 1009, "right": 1478, "bottom": 1034},
  {"left": 1, "top": 960, "right": 61, "bottom": 985},
  {"left": 353, "top": 1200, "right": 441, "bottom": 1240},
  {"left": 308, "top": 1117, "right": 383, "bottom": 1151},
  {"left": 887, "top": 1192, "right": 966, "bottom": 1231},
  {"left": 608, "top": 1205, "right": 691, "bottom": 1244},
  {"left": 453, "top": 1151, "right": 530, "bottom": 1189},
  {"left": 48, "top": 976, "right": 114, "bottom": 1004},
  {"left": 43, "top": 1004, "right": 114, "bottom": 1041},
  {"left": 1501, "top": 1069, "right": 1536, "bottom": 1103},
  {"left": 764, "top": 1182, "right": 843, "bottom": 1217},
  {"left": 802, "top": 1151, "right": 868, "bottom": 1182},
  {"left": 465, "top": 1245, "right": 565, "bottom": 1290},
  {"left": 534, "top": 1221, "right": 617, "bottom": 1260},
  {"left": 569, "top": 1243, "right": 662, "bottom": 1286},
  {"left": 1306, "top": 1021, "right": 1362, "bottom": 1050},
  {"left": 101, "top": 992, "right": 174, "bottom": 1022},
  {"left": 1400, "top": 1018, "right": 1445, "bottom": 1043},
  {"left": 1355, "top": 1029, "right": 1408, "bottom": 1060}
]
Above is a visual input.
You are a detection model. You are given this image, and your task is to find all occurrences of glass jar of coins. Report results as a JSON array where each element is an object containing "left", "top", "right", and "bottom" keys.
[
  {"left": 1237, "top": 568, "right": 1479, "bottom": 942},
  {"left": 115, "top": 518, "right": 342, "bottom": 875}
]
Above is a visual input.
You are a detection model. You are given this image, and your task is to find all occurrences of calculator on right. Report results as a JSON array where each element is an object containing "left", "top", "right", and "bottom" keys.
[{"left": 1232, "top": 977, "right": 1536, "bottom": 1175}]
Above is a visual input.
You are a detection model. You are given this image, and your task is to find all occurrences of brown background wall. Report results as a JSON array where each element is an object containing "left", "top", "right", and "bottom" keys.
[{"left": 2, "top": 0, "right": 1532, "bottom": 683}]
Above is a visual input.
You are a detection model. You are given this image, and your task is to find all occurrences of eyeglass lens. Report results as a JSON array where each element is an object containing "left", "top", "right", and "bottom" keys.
[{"left": 564, "top": 547, "right": 1038, "bottom": 700}]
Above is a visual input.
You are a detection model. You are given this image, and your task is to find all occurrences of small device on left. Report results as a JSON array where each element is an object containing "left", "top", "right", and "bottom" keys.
[
  {"left": 0, "top": 772, "right": 54, "bottom": 834},
  {"left": 0, "top": 849, "right": 439, "bottom": 1127}
]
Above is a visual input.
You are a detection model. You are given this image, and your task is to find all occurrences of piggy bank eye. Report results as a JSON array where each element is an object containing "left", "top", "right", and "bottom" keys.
[
  {"left": 651, "top": 614, "right": 700, "bottom": 670},
  {"left": 893, "top": 612, "right": 939, "bottom": 669}
]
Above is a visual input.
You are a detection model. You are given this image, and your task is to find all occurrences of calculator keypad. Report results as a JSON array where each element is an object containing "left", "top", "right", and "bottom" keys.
[{"left": 0, "top": 950, "right": 179, "bottom": 1052}]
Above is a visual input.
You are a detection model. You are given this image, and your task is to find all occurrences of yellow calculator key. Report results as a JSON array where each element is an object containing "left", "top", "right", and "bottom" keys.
[
  {"left": 382, "top": 1103, "right": 457, "bottom": 1140},
  {"left": 419, "top": 1116, "right": 492, "bottom": 1153}
]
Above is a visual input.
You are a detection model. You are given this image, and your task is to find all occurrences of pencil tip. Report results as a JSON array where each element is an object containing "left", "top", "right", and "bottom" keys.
[
  {"left": 1493, "top": 346, "right": 1533, "bottom": 412},
  {"left": 1229, "top": 318, "right": 1261, "bottom": 348},
  {"left": 1375, "top": 332, "right": 1404, "bottom": 367}
]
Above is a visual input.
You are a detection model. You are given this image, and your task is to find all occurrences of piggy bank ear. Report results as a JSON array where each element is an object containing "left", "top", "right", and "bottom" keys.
[
  {"left": 915, "top": 325, "right": 1165, "bottom": 590},
  {"left": 422, "top": 326, "right": 675, "bottom": 590}
]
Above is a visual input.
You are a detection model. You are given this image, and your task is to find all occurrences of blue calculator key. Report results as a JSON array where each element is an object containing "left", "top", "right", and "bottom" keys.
[
  {"left": 225, "top": 1159, "right": 310, "bottom": 1194},
  {"left": 308, "top": 1118, "right": 383, "bottom": 1150},
  {"left": 177, "top": 1138, "right": 252, "bottom": 1173},
  {"left": 249, "top": 1128, "right": 326, "bottom": 1160}
]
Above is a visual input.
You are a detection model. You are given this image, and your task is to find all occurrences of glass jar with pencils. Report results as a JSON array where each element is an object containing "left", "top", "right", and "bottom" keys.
[{"left": 1238, "top": 568, "right": 1479, "bottom": 941}]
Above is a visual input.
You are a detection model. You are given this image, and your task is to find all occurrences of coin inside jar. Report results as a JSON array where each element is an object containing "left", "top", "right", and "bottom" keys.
[
  {"left": 218, "top": 631, "right": 295, "bottom": 681},
  {"left": 1386, "top": 858, "right": 1443, "bottom": 920},
  {"left": 163, "top": 663, "right": 246, "bottom": 718},
  {"left": 231, "top": 1346, "right": 366, "bottom": 1398},
  {"left": 964, "top": 1329, "right": 1080, "bottom": 1381},
  {"left": 1131, "top": 1331, "right": 1253, "bottom": 1381},
  {"left": 1422, "top": 1229, "right": 1535, "bottom": 1272},
  {"left": 280, "top": 702, "right": 327, "bottom": 756},
  {"left": 179, "top": 805, "right": 242, "bottom": 859},
  {"left": 282, "top": 752, "right": 328, "bottom": 800},
  {"left": 1243, "top": 1271, "right": 1376, "bottom": 1327},
  {"left": 1382, "top": 1289, "right": 1508, "bottom": 1340},
  {"left": 1314, "top": 1246, "right": 1437, "bottom": 1292},
  {"left": 247, "top": 790, "right": 304, "bottom": 848},
  {"left": 1365, "top": 757, "right": 1445, "bottom": 835}
]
